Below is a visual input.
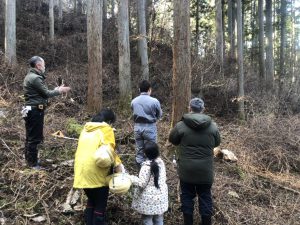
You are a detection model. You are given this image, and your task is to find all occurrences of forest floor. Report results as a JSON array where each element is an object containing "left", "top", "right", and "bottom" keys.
[{"left": 0, "top": 93, "right": 300, "bottom": 225}]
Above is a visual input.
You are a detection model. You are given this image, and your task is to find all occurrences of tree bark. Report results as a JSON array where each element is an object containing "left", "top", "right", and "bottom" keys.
[
  {"left": 49, "top": 0, "right": 55, "bottom": 42},
  {"left": 77, "top": 0, "right": 82, "bottom": 14},
  {"left": 258, "top": 0, "right": 266, "bottom": 85},
  {"left": 87, "top": 0, "right": 103, "bottom": 112},
  {"left": 265, "top": 0, "right": 274, "bottom": 90},
  {"left": 195, "top": 0, "right": 199, "bottom": 54},
  {"left": 251, "top": 0, "right": 257, "bottom": 64},
  {"left": 215, "top": 0, "right": 224, "bottom": 74},
  {"left": 138, "top": 0, "right": 149, "bottom": 80},
  {"left": 237, "top": 0, "right": 245, "bottom": 120},
  {"left": 228, "top": 0, "right": 236, "bottom": 61},
  {"left": 58, "top": 0, "right": 63, "bottom": 33},
  {"left": 279, "top": 0, "right": 286, "bottom": 95},
  {"left": 111, "top": 0, "right": 115, "bottom": 18},
  {"left": 5, "top": 0, "right": 16, "bottom": 66},
  {"left": 172, "top": 0, "right": 191, "bottom": 127},
  {"left": 103, "top": 0, "right": 107, "bottom": 21},
  {"left": 118, "top": 0, "right": 132, "bottom": 109}
]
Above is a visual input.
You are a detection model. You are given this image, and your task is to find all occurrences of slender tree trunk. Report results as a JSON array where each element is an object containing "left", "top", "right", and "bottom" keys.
[
  {"left": 195, "top": 0, "right": 199, "bottom": 54},
  {"left": 251, "top": 0, "right": 257, "bottom": 63},
  {"left": 74, "top": 0, "right": 77, "bottom": 13},
  {"left": 229, "top": 0, "right": 236, "bottom": 61},
  {"left": 87, "top": 0, "right": 103, "bottom": 112},
  {"left": 58, "top": 0, "right": 63, "bottom": 33},
  {"left": 103, "top": 0, "right": 107, "bottom": 21},
  {"left": 111, "top": 0, "right": 115, "bottom": 18},
  {"left": 0, "top": 0, "right": 4, "bottom": 49},
  {"left": 172, "top": 0, "right": 191, "bottom": 127},
  {"left": 138, "top": 0, "right": 149, "bottom": 80},
  {"left": 215, "top": 0, "right": 224, "bottom": 74},
  {"left": 237, "top": 0, "right": 245, "bottom": 120},
  {"left": 228, "top": 0, "right": 233, "bottom": 60},
  {"left": 77, "top": 0, "right": 82, "bottom": 14},
  {"left": 5, "top": 0, "right": 16, "bottom": 66},
  {"left": 222, "top": 0, "right": 226, "bottom": 60},
  {"left": 258, "top": 0, "right": 266, "bottom": 85},
  {"left": 265, "top": 0, "right": 274, "bottom": 90},
  {"left": 118, "top": 0, "right": 132, "bottom": 109},
  {"left": 49, "top": 0, "right": 55, "bottom": 42},
  {"left": 279, "top": 0, "right": 286, "bottom": 95}
]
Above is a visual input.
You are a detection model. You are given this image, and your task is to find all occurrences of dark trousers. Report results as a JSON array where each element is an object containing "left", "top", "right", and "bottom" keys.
[
  {"left": 83, "top": 187, "right": 109, "bottom": 225},
  {"left": 180, "top": 181, "right": 213, "bottom": 217},
  {"left": 24, "top": 108, "right": 44, "bottom": 167}
]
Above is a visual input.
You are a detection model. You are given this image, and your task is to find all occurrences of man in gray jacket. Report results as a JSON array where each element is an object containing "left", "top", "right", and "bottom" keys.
[
  {"left": 169, "top": 98, "right": 221, "bottom": 225},
  {"left": 131, "top": 80, "right": 162, "bottom": 167},
  {"left": 23, "top": 56, "right": 70, "bottom": 169}
]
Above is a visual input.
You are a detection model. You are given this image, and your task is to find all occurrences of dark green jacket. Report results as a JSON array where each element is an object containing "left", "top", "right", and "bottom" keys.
[
  {"left": 169, "top": 113, "right": 221, "bottom": 184},
  {"left": 23, "top": 69, "right": 60, "bottom": 106}
]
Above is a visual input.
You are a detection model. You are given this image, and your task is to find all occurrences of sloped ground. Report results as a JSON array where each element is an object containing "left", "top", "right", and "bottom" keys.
[{"left": 0, "top": 94, "right": 300, "bottom": 225}]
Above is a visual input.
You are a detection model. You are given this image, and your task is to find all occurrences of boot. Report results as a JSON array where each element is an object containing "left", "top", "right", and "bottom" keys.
[
  {"left": 201, "top": 215, "right": 212, "bottom": 225},
  {"left": 93, "top": 211, "right": 106, "bottom": 225},
  {"left": 84, "top": 207, "right": 93, "bottom": 225},
  {"left": 183, "top": 213, "right": 193, "bottom": 225}
]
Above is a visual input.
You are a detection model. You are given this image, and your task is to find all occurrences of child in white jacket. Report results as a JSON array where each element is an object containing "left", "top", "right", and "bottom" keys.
[{"left": 130, "top": 142, "right": 168, "bottom": 225}]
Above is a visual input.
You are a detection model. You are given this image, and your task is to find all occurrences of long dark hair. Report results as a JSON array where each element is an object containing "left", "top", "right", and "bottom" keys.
[
  {"left": 91, "top": 108, "right": 116, "bottom": 124},
  {"left": 144, "top": 141, "right": 160, "bottom": 189}
]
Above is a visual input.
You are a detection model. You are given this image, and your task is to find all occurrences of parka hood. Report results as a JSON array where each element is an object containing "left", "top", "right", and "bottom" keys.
[
  {"left": 182, "top": 113, "right": 212, "bottom": 131},
  {"left": 83, "top": 122, "right": 110, "bottom": 132}
]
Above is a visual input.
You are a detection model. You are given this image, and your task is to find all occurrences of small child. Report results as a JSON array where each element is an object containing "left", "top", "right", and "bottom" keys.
[{"left": 130, "top": 142, "right": 168, "bottom": 225}]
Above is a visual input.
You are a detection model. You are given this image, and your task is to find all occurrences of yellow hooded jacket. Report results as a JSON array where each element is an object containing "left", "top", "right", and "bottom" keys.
[{"left": 73, "top": 122, "right": 121, "bottom": 188}]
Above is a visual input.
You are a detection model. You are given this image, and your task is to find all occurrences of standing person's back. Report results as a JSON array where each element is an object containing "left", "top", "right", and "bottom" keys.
[
  {"left": 131, "top": 80, "right": 162, "bottom": 167},
  {"left": 169, "top": 98, "right": 220, "bottom": 225}
]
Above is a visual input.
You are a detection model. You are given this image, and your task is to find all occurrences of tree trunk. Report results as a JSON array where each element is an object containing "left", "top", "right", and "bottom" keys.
[
  {"left": 228, "top": 0, "right": 233, "bottom": 59},
  {"left": 258, "top": 0, "right": 266, "bottom": 85},
  {"left": 236, "top": 0, "right": 245, "bottom": 120},
  {"left": 77, "top": 0, "right": 82, "bottom": 14},
  {"left": 49, "top": 0, "right": 55, "bottom": 42},
  {"left": 58, "top": 0, "right": 63, "bottom": 33},
  {"left": 228, "top": 0, "right": 236, "bottom": 61},
  {"left": 74, "top": 0, "right": 77, "bottom": 13},
  {"left": 87, "top": 0, "right": 103, "bottom": 112},
  {"left": 103, "top": 0, "right": 107, "bottom": 21},
  {"left": 111, "top": 0, "right": 115, "bottom": 18},
  {"left": 1, "top": 0, "right": 5, "bottom": 52},
  {"left": 172, "top": 0, "right": 191, "bottom": 127},
  {"left": 215, "top": 0, "right": 224, "bottom": 74},
  {"left": 265, "top": 0, "right": 274, "bottom": 90},
  {"left": 118, "top": 0, "right": 132, "bottom": 109},
  {"left": 251, "top": 0, "right": 257, "bottom": 64},
  {"left": 5, "top": 0, "right": 16, "bottom": 66},
  {"left": 146, "top": 0, "right": 152, "bottom": 35},
  {"left": 138, "top": 0, "right": 149, "bottom": 80},
  {"left": 279, "top": 0, "right": 286, "bottom": 95},
  {"left": 195, "top": 0, "right": 199, "bottom": 54}
]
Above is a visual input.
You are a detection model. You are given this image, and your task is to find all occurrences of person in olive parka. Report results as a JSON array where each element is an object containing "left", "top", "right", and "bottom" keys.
[{"left": 168, "top": 98, "right": 221, "bottom": 225}]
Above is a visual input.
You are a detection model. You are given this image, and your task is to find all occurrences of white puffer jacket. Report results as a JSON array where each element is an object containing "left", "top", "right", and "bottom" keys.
[{"left": 131, "top": 158, "right": 168, "bottom": 215}]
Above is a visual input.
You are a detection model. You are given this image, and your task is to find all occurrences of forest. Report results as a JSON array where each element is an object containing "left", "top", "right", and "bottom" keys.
[{"left": 0, "top": 0, "right": 300, "bottom": 224}]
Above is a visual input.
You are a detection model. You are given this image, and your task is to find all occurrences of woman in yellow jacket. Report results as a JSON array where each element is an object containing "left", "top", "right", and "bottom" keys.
[{"left": 73, "top": 109, "right": 123, "bottom": 225}]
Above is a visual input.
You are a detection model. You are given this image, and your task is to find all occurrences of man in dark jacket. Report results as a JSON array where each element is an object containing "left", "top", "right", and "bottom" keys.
[
  {"left": 168, "top": 98, "right": 221, "bottom": 225},
  {"left": 23, "top": 56, "right": 71, "bottom": 169}
]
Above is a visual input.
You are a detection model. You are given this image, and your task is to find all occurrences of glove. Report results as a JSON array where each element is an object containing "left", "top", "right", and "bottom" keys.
[{"left": 21, "top": 106, "right": 31, "bottom": 118}]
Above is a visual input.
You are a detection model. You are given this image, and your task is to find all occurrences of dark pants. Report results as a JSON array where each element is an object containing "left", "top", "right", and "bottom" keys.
[
  {"left": 180, "top": 181, "right": 213, "bottom": 217},
  {"left": 83, "top": 187, "right": 109, "bottom": 225},
  {"left": 24, "top": 108, "right": 44, "bottom": 167}
]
